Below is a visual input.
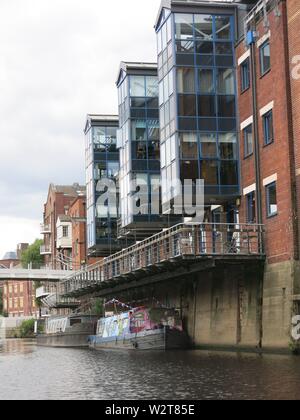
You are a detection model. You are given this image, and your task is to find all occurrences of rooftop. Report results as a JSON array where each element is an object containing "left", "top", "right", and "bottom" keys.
[
  {"left": 155, "top": 0, "right": 257, "bottom": 29},
  {"left": 116, "top": 62, "right": 158, "bottom": 86},
  {"left": 2, "top": 252, "right": 18, "bottom": 260},
  {"left": 51, "top": 183, "right": 86, "bottom": 197}
]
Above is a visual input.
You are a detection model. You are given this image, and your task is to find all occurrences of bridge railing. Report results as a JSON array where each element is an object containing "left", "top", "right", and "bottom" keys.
[{"left": 59, "top": 223, "right": 264, "bottom": 296}]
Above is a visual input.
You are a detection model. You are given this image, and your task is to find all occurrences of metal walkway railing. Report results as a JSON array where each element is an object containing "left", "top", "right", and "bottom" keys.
[{"left": 59, "top": 223, "right": 264, "bottom": 297}]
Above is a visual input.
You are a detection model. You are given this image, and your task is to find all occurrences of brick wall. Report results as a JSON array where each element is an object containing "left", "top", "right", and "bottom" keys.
[
  {"left": 287, "top": 0, "right": 300, "bottom": 256},
  {"left": 68, "top": 196, "right": 87, "bottom": 270},
  {"left": 236, "top": 1, "right": 298, "bottom": 264}
]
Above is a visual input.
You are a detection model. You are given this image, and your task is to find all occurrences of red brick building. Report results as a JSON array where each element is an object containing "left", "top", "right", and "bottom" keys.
[
  {"left": 0, "top": 246, "right": 38, "bottom": 318},
  {"left": 68, "top": 196, "right": 87, "bottom": 270},
  {"left": 41, "top": 183, "right": 86, "bottom": 269},
  {"left": 2, "top": 281, "right": 38, "bottom": 318},
  {"left": 236, "top": 0, "right": 300, "bottom": 349}
]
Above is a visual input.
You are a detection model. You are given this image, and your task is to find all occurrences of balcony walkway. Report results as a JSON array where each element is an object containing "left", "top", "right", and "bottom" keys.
[{"left": 60, "top": 223, "right": 265, "bottom": 298}]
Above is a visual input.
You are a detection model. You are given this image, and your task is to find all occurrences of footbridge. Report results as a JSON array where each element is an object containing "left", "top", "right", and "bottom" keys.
[
  {"left": 0, "top": 268, "right": 73, "bottom": 282},
  {"left": 59, "top": 222, "right": 265, "bottom": 299}
]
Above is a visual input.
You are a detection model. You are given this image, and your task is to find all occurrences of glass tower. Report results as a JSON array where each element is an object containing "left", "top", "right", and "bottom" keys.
[
  {"left": 155, "top": 1, "right": 241, "bottom": 215},
  {"left": 84, "top": 115, "right": 120, "bottom": 257},
  {"left": 116, "top": 62, "right": 174, "bottom": 239}
]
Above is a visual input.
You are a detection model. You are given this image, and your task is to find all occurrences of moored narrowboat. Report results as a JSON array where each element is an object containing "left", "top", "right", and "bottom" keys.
[
  {"left": 37, "top": 314, "right": 98, "bottom": 348},
  {"left": 88, "top": 307, "right": 190, "bottom": 351}
]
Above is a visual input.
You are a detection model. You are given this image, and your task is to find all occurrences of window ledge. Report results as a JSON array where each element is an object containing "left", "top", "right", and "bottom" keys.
[
  {"left": 263, "top": 140, "right": 274, "bottom": 148},
  {"left": 260, "top": 68, "right": 271, "bottom": 79},
  {"left": 241, "top": 86, "right": 250, "bottom": 95},
  {"left": 244, "top": 153, "right": 254, "bottom": 160},
  {"left": 267, "top": 213, "right": 278, "bottom": 220}
]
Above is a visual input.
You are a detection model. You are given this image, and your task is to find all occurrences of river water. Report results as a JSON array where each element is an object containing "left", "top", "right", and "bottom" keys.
[{"left": 1, "top": 339, "right": 300, "bottom": 400}]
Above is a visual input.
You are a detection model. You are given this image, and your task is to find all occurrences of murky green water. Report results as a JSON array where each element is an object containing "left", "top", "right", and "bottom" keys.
[{"left": 1, "top": 339, "right": 300, "bottom": 400}]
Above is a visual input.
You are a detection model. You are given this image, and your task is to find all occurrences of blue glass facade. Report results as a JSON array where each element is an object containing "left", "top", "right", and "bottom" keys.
[
  {"left": 84, "top": 115, "right": 120, "bottom": 257},
  {"left": 117, "top": 63, "right": 172, "bottom": 237},
  {"left": 155, "top": 4, "right": 240, "bottom": 211}
]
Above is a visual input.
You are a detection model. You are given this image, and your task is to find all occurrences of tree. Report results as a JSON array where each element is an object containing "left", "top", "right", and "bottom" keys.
[{"left": 21, "top": 239, "right": 44, "bottom": 268}]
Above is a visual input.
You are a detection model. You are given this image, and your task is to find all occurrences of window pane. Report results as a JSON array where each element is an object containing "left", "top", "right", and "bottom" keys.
[
  {"left": 181, "top": 160, "right": 199, "bottom": 181},
  {"left": 178, "top": 117, "right": 197, "bottom": 131},
  {"left": 161, "top": 142, "right": 166, "bottom": 168},
  {"left": 107, "top": 161, "right": 119, "bottom": 179},
  {"left": 171, "top": 134, "right": 177, "bottom": 161},
  {"left": 218, "top": 95, "right": 236, "bottom": 117},
  {"left": 200, "top": 133, "right": 217, "bottom": 157},
  {"left": 241, "top": 59, "right": 250, "bottom": 91},
  {"left": 175, "top": 14, "right": 194, "bottom": 40},
  {"left": 176, "top": 54, "right": 195, "bottom": 66},
  {"left": 244, "top": 125, "right": 253, "bottom": 157},
  {"left": 180, "top": 133, "right": 198, "bottom": 159},
  {"left": 215, "top": 42, "right": 232, "bottom": 55},
  {"left": 159, "top": 81, "right": 164, "bottom": 106},
  {"left": 177, "top": 68, "right": 195, "bottom": 93},
  {"left": 132, "top": 142, "right": 147, "bottom": 159},
  {"left": 93, "top": 127, "right": 106, "bottom": 150},
  {"left": 198, "top": 69, "right": 214, "bottom": 94},
  {"left": 148, "top": 141, "right": 160, "bottom": 160},
  {"left": 267, "top": 183, "right": 277, "bottom": 216},
  {"left": 194, "top": 14, "right": 213, "bottom": 40},
  {"left": 146, "top": 76, "right": 158, "bottom": 97},
  {"left": 201, "top": 160, "right": 218, "bottom": 185},
  {"left": 131, "top": 98, "right": 146, "bottom": 108},
  {"left": 148, "top": 120, "right": 160, "bottom": 141},
  {"left": 178, "top": 94, "right": 197, "bottom": 116},
  {"left": 260, "top": 41, "right": 271, "bottom": 75},
  {"left": 220, "top": 161, "right": 238, "bottom": 185},
  {"left": 130, "top": 76, "right": 145, "bottom": 97},
  {"left": 263, "top": 111, "right": 274, "bottom": 145},
  {"left": 215, "top": 16, "right": 231, "bottom": 39},
  {"left": 219, "top": 133, "right": 237, "bottom": 159},
  {"left": 198, "top": 95, "right": 216, "bottom": 117},
  {"left": 217, "top": 68, "right": 235, "bottom": 94},
  {"left": 176, "top": 40, "right": 194, "bottom": 53},
  {"left": 247, "top": 192, "right": 256, "bottom": 223},
  {"left": 157, "top": 30, "right": 162, "bottom": 55},
  {"left": 132, "top": 120, "right": 147, "bottom": 141},
  {"left": 195, "top": 41, "right": 213, "bottom": 54},
  {"left": 168, "top": 71, "right": 174, "bottom": 97}
]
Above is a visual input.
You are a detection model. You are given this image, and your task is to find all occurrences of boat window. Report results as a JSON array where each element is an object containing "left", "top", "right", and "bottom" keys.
[{"left": 70, "top": 319, "right": 82, "bottom": 327}]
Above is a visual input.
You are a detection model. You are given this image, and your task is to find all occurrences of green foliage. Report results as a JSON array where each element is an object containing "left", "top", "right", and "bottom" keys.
[
  {"left": 21, "top": 239, "right": 44, "bottom": 268},
  {"left": 18, "top": 319, "right": 36, "bottom": 338},
  {"left": 91, "top": 299, "right": 104, "bottom": 316}
]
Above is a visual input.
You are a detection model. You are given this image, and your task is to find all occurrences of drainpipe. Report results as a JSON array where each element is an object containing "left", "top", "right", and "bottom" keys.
[
  {"left": 247, "top": 29, "right": 264, "bottom": 349},
  {"left": 248, "top": 30, "right": 263, "bottom": 229}
]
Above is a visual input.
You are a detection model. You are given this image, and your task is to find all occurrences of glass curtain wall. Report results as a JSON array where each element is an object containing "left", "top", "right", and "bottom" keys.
[
  {"left": 85, "top": 118, "right": 120, "bottom": 255},
  {"left": 156, "top": 9, "right": 239, "bottom": 209},
  {"left": 117, "top": 68, "right": 161, "bottom": 229}
]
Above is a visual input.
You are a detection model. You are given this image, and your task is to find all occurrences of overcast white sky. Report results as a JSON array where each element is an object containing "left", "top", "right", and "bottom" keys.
[{"left": 0, "top": 0, "right": 161, "bottom": 258}]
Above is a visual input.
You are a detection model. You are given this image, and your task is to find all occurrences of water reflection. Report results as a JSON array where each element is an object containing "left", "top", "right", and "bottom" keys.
[
  {"left": 0, "top": 340, "right": 300, "bottom": 400},
  {"left": 0, "top": 339, "right": 35, "bottom": 357}
]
